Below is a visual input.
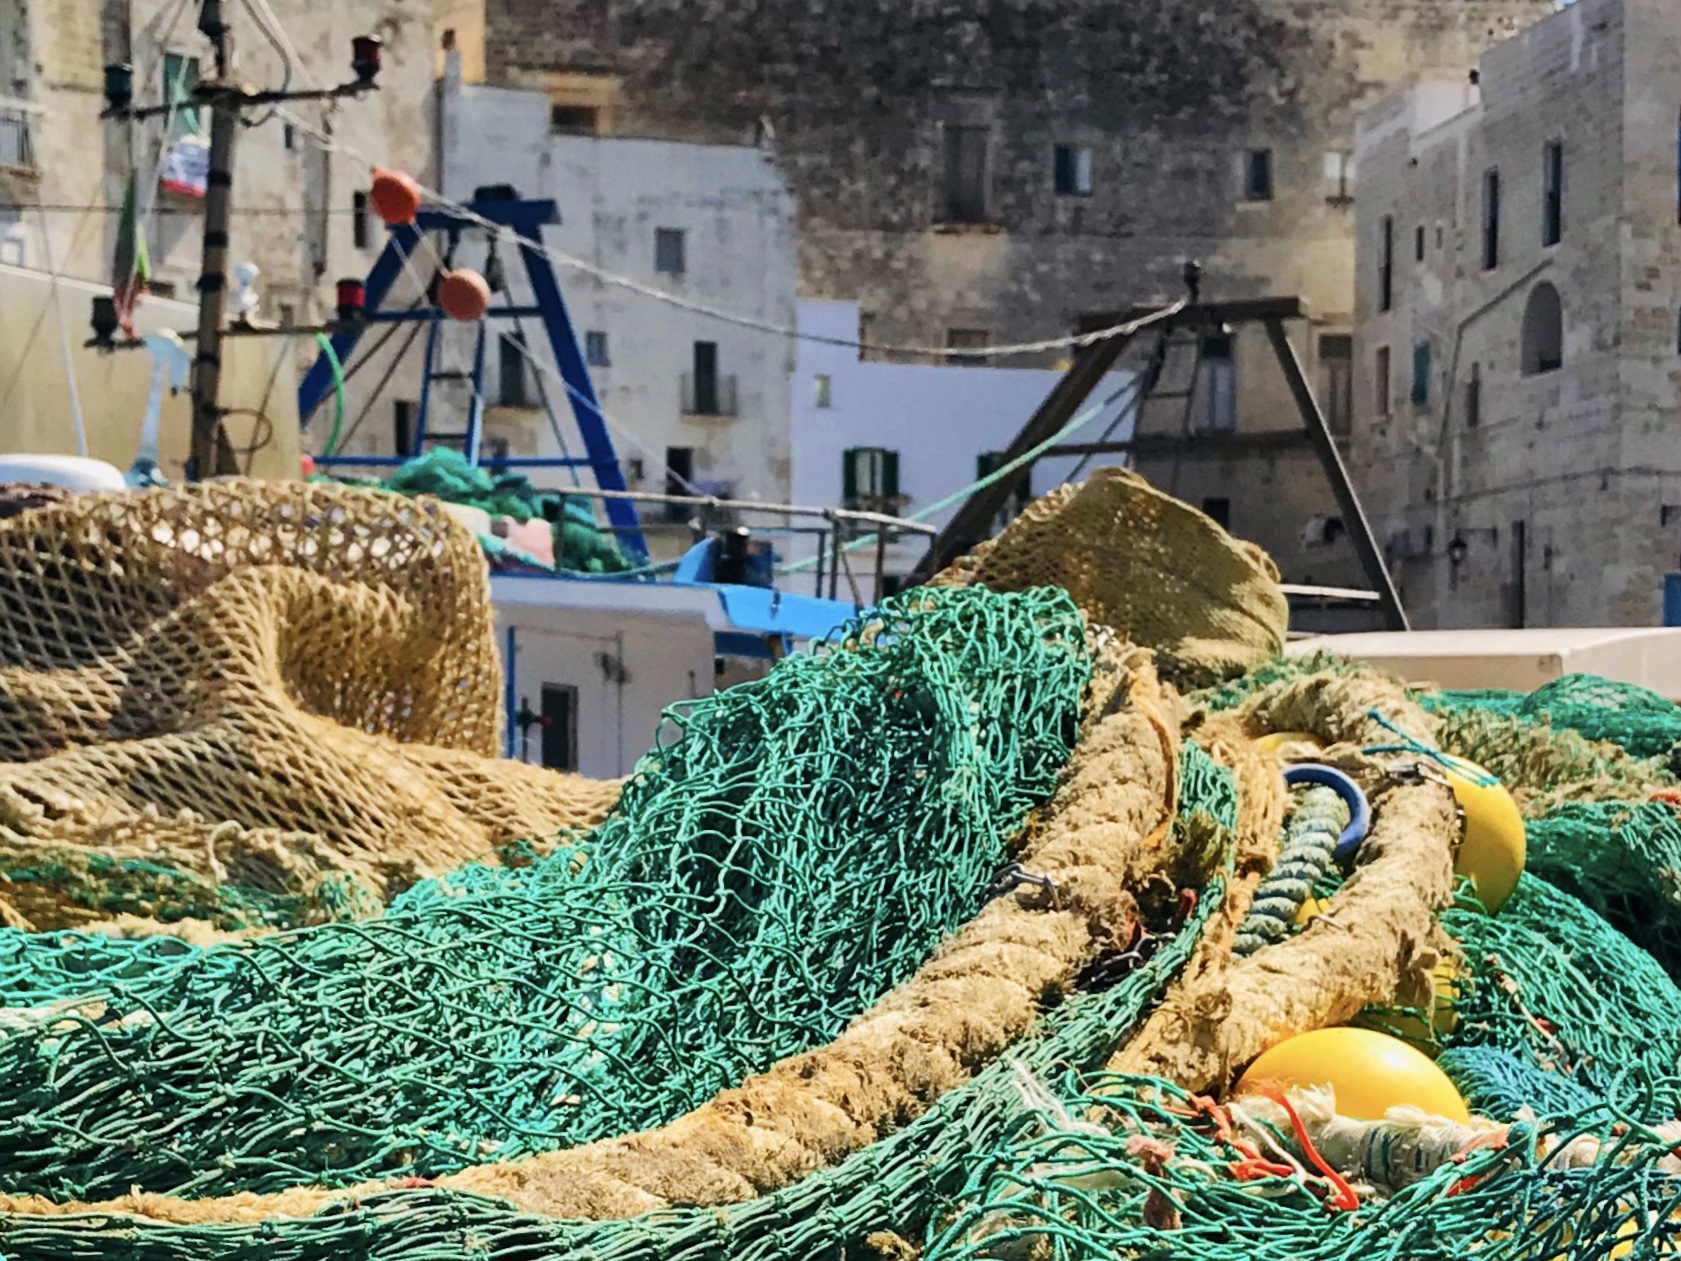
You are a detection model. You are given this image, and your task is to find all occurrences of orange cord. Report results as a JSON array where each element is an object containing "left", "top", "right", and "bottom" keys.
[{"left": 1253, "top": 1084, "right": 1361, "bottom": 1211}]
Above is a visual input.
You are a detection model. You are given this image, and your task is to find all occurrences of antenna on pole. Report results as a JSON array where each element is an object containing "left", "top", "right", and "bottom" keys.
[{"left": 100, "top": 16, "right": 385, "bottom": 480}]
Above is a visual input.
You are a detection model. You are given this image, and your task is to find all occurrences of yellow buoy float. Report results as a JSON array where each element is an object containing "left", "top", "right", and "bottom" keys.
[
  {"left": 1256, "top": 731, "right": 1324, "bottom": 757},
  {"left": 1232, "top": 1027, "right": 1471, "bottom": 1123},
  {"left": 1439, "top": 754, "right": 1526, "bottom": 913},
  {"left": 1352, "top": 959, "right": 1462, "bottom": 1052}
]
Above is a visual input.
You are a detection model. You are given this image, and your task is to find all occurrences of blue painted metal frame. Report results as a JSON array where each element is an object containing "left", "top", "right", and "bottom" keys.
[{"left": 298, "top": 198, "right": 648, "bottom": 557}]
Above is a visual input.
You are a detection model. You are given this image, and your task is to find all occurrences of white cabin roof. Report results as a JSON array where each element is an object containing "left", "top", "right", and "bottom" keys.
[{"left": 1288, "top": 628, "right": 1681, "bottom": 699}]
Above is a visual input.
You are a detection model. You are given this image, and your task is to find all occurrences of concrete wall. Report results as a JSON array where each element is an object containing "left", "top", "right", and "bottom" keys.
[
  {"left": 0, "top": 0, "right": 463, "bottom": 464},
  {"left": 435, "top": 71, "right": 798, "bottom": 555},
  {"left": 789, "top": 297, "right": 1133, "bottom": 597},
  {"left": 497, "top": 599, "right": 714, "bottom": 778},
  {"left": 0, "top": 262, "right": 300, "bottom": 478},
  {"left": 12, "top": 0, "right": 450, "bottom": 310},
  {"left": 1353, "top": 0, "right": 1681, "bottom": 628}
]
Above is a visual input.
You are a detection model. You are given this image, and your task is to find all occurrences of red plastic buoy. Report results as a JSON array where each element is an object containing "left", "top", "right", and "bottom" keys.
[
  {"left": 437, "top": 268, "right": 491, "bottom": 322},
  {"left": 369, "top": 169, "right": 421, "bottom": 226},
  {"left": 300, "top": 453, "right": 316, "bottom": 478}
]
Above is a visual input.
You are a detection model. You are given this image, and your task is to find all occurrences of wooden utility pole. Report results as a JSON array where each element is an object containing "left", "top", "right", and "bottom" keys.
[
  {"left": 191, "top": 82, "right": 241, "bottom": 478},
  {"left": 188, "top": 0, "right": 242, "bottom": 477}
]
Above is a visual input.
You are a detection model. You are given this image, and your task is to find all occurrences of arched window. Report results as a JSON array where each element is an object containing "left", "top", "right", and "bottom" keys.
[{"left": 1521, "top": 282, "right": 1563, "bottom": 376}]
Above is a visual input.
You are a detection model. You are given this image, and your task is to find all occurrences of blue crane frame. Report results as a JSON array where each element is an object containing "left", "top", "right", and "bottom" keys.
[{"left": 298, "top": 197, "right": 649, "bottom": 558}]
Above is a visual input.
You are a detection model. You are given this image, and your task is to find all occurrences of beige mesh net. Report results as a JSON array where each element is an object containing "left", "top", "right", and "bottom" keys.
[
  {"left": 930, "top": 467, "right": 1288, "bottom": 688},
  {"left": 0, "top": 481, "right": 618, "bottom": 930}
]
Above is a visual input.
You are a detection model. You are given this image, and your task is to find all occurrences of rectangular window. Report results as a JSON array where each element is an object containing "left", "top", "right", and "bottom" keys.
[
  {"left": 540, "top": 684, "right": 578, "bottom": 772},
  {"left": 692, "top": 341, "right": 719, "bottom": 415},
  {"left": 1376, "top": 345, "right": 1392, "bottom": 417},
  {"left": 1053, "top": 144, "right": 1093, "bottom": 196},
  {"left": 1200, "top": 333, "right": 1237, "bottom": 432},
  {"left": 394, "top": 400, "right": 415, "bottom": 457},
  {"left": 1379, "top": 215, "right": 1394, "bottom": 313},
  {"left": 499, "top": 332, "right": 530, "bottom": 407},
  {"left": 857, "top": 310, "right": 877, "bottom": 363},
  {"left": 584, "top": 330, "right": 610, "bottom": 367},
  {"left": 352, "top": 191, "right": 371, "bottom": 250},
  {"left": 278, "top": 303, "right": 296, "bottom": 328},
  {"left": 550, "top": 104, "right": 599, "bottom": 135},
  {"left": 663, "top": 446, "right": 694, "bottom": 522},
  {"left": 1412, "top": 340, "right": 1431, "bottom": 408},
  {"left": 977, "top": 451, "right": 1030, "bottom": 514},
  {"left": 945, "top": 327, "right": 990, "bottom": 365},
  {"left": 1201, "top": 497, "right": 1231, "bottom": 530},
  {"left": 1466, "top": 361, "right": 1482, "bottom": 427},
  {"left": 1323, "top": 150, "right": 1354, "bottom": 201},
  {"left": 1542, "top": 140, "right": 1563, "bottom": 246},
  {"left": 1415, "top": 225, "right": 1426, "bottom": 262},
  {"left": 655, "top": 227, "right": 686, "bottom": 276},
  {"left": 1319, "top": 334, "right": 1354, "bottom": 436},
  {"left": 942, "top": 124, "right": 990, "bottom": 223},
  {"left": 814, "top": 373, "right": 833, "bottom": 408},
  {"left": 163, "top": 53, "right": 201, "bottom": 139},
  {"left": 283, "top": 123, "right": 296, "bottom": 151},
  {"left": 1482, "top": 168, "right": 1501, "bottom": 270},
  {"left": 842, "top": 447, "right": 901, "bottom": 510},
  {"left": 1243, "top": 149, "right": 1274, "bottom": 201}
]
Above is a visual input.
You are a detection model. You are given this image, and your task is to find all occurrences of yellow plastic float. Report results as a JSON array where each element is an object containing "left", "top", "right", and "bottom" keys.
[
  {"left": 1232, "top": 1027, "right": 1471, "bottom": 1123},
  {"left": 1439, "top": 755, "right": 1526, "bottom": 913},
  {"left": 1352, "top": 959, "right": 1462, "bottom": 1052},
  {"left": 1256, "top": 731, "right": 1324, "bottom": 757}
]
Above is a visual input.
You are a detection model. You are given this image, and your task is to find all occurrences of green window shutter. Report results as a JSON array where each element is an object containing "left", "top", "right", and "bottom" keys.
[
  {"left": 1412, "top": 341, "right": 1431, "bottom": 407},
  {"left": 842, "top": 449, "right": 858, "bottom": 503},
  {"left": 883, "top": 450, "right": 900, "bottom": 501}
]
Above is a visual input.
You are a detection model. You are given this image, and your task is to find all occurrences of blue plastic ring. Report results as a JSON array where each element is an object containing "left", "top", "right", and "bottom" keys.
[{"left": 1283, "top": 764, "right": 1372, "bottom": 864}]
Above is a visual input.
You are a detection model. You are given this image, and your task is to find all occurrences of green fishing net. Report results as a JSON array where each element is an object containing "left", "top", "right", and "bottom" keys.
[
  {"left": 8, "top": 636, "right": 1681, "bottom": 1260},
  {"left": 0, "top": 585, "right": 1088, "bottom": 1201}
]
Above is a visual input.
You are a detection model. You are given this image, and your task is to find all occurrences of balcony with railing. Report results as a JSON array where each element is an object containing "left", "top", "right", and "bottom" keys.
[
  {"left": 680, "top": 372, "right": 739, "bottom": 419},
  {"left": 0, "top": 98, "right": 39, "bottom": 174}
]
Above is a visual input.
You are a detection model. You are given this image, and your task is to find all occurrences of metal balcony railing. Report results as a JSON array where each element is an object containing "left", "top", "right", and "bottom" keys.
[
  {"left": 680, "top": 372, "right": 739, "bottom": 418},
  {"left": 0, "top": 98, "right": 39, "bottom": 170}
]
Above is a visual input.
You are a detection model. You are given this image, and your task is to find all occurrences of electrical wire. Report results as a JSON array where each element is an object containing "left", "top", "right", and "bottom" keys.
[
  {"left": 237, "top": 0, "right": 294, "bottom": 127},
  {"left": 269, "top": 103, "right": 1170, "bottom": 363},
  {"left": 774, "top": 358, "right": 1155, "bottom": 577}
]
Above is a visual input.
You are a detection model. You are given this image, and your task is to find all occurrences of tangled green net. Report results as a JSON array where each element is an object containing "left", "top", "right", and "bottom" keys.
[
  {"left": 0, "top": 586, "right": 1089, "bottom": 1201},
  {"left": 12, "top": 630, "right": 1681, "bottom": 1259}
]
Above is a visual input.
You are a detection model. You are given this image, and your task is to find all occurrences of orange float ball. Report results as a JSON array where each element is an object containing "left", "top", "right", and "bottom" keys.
[
  {"left": 300, "top": 453, "right": 316, "bottom": 479},
  {"left": 369, "top": 168, "right": 421, "bottom": 226},
  {"left": 437, "top": 268, "right": 492, "bottom": 322}
]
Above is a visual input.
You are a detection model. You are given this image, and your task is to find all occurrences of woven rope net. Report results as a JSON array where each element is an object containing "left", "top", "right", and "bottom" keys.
[
  {"left": 0, "top": 482, "right": 618, "bottom": 933},
  {"left": 1, "top": 473, "right": 1680, "bottom": 1258}
]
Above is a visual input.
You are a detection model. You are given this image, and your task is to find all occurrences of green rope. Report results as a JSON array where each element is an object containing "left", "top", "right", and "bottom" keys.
[
  {"left": 313, "top": 332, "right": 346, "bottom": 460},
  {"left": 1234, "top": 784, "right": 1348, "bottom": 956}
]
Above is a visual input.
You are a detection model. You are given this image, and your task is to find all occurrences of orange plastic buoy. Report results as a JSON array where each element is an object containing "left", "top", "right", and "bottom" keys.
[
  {"left": 300, "top": 453, "right": 316, "bottom": 479},
  {"left": 369, "top": 169, "right": 422, "bottom": 226},
  {"left": 1233, "top": 1027, "right": 1471, "bottom": 1123},
  {"left": 437, "top": 269, "right": 492, "bottom": 322}
]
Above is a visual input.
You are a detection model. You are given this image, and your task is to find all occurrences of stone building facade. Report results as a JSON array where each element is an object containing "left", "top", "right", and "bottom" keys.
[
  {"left": 479, "top": 0, "right": 1550, "bottom": 588},
  {"left": 1353, "top": 0, "right": 1681, "bottom": 628},
  {"left": 426, "top": 59, "right": 799, "bottom": 550}
]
